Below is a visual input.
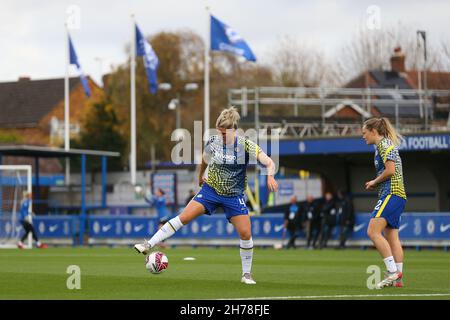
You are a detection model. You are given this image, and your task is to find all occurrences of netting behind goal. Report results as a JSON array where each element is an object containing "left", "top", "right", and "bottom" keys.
[{"left": 0, "top": 165, "right": 32, "bottom": 248}]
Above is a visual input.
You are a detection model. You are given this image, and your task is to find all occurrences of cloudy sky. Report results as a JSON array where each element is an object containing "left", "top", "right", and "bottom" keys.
[{"left": 1, "top": 0, "right": 449, "bottom": 84}]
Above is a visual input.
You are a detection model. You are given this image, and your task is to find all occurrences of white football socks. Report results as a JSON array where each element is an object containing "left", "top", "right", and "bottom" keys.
[
  {"left": 396, "top": 262, "right": 403, "bottom": 273},
  {"left": 383, "top": 256, "right": 398, "bottom": 273},
  {"left": 240, "top": 238, "right": 254, "bottom": 274},
  {"left": 147, "top": 216, "right": 183, "bottom": 248}
]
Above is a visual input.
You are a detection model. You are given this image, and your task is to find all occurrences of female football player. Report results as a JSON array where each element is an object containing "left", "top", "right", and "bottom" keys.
[
  {"left": 362, "top": 117, "right": 406, "bottom": 288},
  {"left": 135, "top": 107, "right": 278, "bottom": 284}
]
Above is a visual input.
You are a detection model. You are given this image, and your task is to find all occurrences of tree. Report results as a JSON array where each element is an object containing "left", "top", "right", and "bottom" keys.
[
  {"left": 71, "top": 94, "right": 126, "bottom": 171},
  {"left": 337, "top": 23, "right": 446, "bottom": 83},
  {"left": 269, "top": 36, "right": 338, "bottom": 88}
]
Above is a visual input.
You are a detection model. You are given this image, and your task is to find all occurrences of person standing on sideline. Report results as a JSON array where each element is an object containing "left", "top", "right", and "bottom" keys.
[
  {"left": 143, "top": 188, "right": 171, "bottom": 227},
  {"left": 337, "top": 190, "right": 355, "bottom": 249},
  {"left": 363, "top": 117, "right": 406, "bottom": 288},
  {"left": 283, "top": 196, "right": 300, "bottom": 249},
  {"left": 319, "top": 192, "right": 337, "bottom": 249},
  {"left": 17, "top": 192, "right": 47, "bottom": 249},
  {"left": 185, "top": 189, "right": 196, "bottom": 206},
  {"left": 303, "top": 195, "right": 321, "bottom": 249}
]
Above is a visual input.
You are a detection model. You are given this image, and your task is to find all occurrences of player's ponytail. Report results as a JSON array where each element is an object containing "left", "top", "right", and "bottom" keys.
[
  {"left": 216, "top": 106, "right": 240, "bottom": 130},
  {"left": 363, "top": 117, "right": 402, "bottom": 146},
  {"left": 382, "top": 117, "right": 402, "bottom": 146}
]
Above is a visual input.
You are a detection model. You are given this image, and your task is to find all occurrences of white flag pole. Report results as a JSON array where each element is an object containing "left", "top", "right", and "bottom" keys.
[
  {"left": 27, "top": 166, "right": 32, "bottom": 249},
  {"left": 64, "top": 24, "right": 71, "bottom": 186},
  {"left": 130, "top": 14, "right": 137, "bottom": 186},
  {"left": 204, "top": 6, "right": 210, "bottom": 138}
]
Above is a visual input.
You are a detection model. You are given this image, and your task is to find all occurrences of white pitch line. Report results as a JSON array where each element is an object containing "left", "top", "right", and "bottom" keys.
[{"left": 219, "top": 293, "right": 450, "bottom": 300}]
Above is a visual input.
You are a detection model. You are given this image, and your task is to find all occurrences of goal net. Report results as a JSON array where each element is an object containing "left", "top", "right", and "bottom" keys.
[{"left": 0, "top": 165, "right": 32, "bottom": 248}]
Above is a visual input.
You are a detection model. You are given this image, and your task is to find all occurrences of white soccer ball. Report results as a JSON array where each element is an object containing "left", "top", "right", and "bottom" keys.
[{"left": 145, "top": 251, "right": 169, "bottom": 274}]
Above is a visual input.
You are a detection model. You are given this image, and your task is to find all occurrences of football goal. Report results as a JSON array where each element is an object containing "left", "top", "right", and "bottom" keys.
[{"left": 0, "top": 165, "right": 32, "bottom": 248}]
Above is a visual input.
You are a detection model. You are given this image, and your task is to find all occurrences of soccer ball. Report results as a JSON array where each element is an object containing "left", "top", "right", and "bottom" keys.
[{"left": 145, "top": 251, "right": 169, "bottom": 274}]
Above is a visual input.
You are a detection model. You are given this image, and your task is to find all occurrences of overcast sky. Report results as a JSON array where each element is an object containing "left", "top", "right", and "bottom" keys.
[{"left": 1, "top": 0, "right": 450, "bottom": 85}]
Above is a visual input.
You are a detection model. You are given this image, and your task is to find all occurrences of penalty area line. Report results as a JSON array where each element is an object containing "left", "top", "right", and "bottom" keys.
[{"left": 218, "top": 293, "right": 450, "bottom": 300}]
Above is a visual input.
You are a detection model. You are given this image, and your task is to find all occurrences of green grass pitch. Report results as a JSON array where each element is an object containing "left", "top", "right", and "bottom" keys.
[{"left": 0, "top": 247, "right": 449, "bottom": 300}]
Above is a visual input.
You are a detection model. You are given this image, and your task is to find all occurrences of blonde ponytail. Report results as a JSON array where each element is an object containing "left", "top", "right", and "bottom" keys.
[
  {"left": 382, "top": 118, "right": 402, "bottom": 146},
  {"left": 363, "top": 117, "right": 403, "bottom": 146},
  {"left": 216, "top": 106, "right": 240, "bottom": 130}
]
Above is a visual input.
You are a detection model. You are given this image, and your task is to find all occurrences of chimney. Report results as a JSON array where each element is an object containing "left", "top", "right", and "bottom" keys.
[
  {"left": 390, "top": 47, "right": 406, "bottom": 73},
  {"left": 18, "top": 76, "right": 31, "bottom": 81}
]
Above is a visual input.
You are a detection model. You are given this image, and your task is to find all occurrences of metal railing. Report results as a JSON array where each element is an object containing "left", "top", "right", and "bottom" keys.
[{"left": 229, "top": 86, "right": 450, "bottom": 137}]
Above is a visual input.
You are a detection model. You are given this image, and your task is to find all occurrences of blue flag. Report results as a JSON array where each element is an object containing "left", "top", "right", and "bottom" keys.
[
  {"left": 210, "top": 15, "right": 256, "bottom": 62},
  {"left": 68, "top": 36, "right": 91, "bottom": 97},
  {"left": 135, "top": 24, "right": 159, "bottom": 94}
]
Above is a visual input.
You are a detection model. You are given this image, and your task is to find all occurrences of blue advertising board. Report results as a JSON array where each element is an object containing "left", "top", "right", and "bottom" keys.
[
  {"left": 0, "top": 215, "right": 75, "bottom": 239},
  {"left": 277, "top": 180, "right": 294, "bottom": 197},
  {"left": 2, "top": 212, "right": 449, "bottom": 244},
  {"left": 87, "top": 212, "right": 450, "bottom": 241},
  {"left": 88, "top": 216, "right": 157, "bottom": 238},
  {"left": 33, "top": 216, "right": 75, "bottom": 238},
  {"left": 264, "top": 133, "right": 450, "bottom": 156},
  {"left": 350, "top": 213, "right": 450, "bottom": 240},
  {"left": 88, "top": 214, "right": 286, "bottom": 239}
]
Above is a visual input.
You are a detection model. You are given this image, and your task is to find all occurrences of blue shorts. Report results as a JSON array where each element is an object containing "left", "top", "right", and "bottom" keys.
[
  {"left": 371, "top": 194, "right": 406, "bottom": 229},
  {"left": 193, "top": 183, "right": 248, "bottom": 222}
]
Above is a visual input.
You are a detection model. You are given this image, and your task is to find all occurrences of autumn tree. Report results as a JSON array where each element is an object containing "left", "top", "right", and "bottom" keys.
[{"left": 71, "top": 94, "right": 126, "bottom": 171}]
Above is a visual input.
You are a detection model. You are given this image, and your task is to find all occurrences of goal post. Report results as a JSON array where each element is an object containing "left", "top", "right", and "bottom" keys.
[{"left": 0, "top": 165, "right": 32, "bottom": 248}]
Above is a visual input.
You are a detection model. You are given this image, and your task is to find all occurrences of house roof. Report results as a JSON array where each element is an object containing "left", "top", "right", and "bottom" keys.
[
  {"left": 0, "top": 77, "right": 81, "bottom": 128},
  {"left": 405, "top": 71, "right": 450, "bottom": 90},
  {"left": 343, "top": 71, "right": 422, "bottom": 118},
  {"left": 373, "top": 105, "right": 422, "bottom": 117},
  {"left": 324, "top": 101, "right": 372, "bottom": 118},
  {"left": 369, "top": 71, "right": 412, "bottom": 90}
]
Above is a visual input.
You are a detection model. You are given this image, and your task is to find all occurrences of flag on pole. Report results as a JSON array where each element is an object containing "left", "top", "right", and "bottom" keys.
[
  {"left": 210, "top": 15, "right": 256, "bottom": 62},
  {"left": 68, "top": 35, "right": 91, "bottom": 97},
  {"left": 135, "top": 24, "right": 159, "bottom": 94}
]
